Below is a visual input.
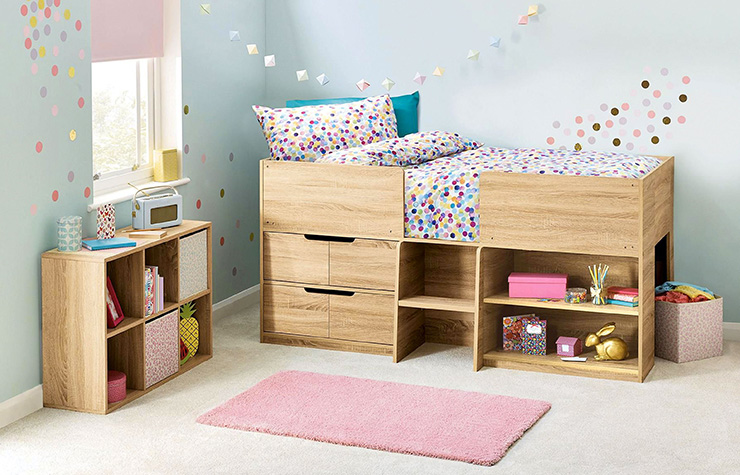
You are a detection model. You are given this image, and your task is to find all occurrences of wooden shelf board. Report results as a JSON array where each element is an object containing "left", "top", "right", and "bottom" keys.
[
  {"left": 482, "top": 349, "right": 639, "bottom": 380},
  {"left": 106, "top": 317, "right": 144, "bottom": 339},
  {"left": 180, "top": 289, "right": 211, "bottom": 305},
  {"left": 145, "top": 302, "right": 179, "bottom": 322},
  {"left": 398, "top": 295, "right": 475, "bottom": 313},
  {"left": 483, "top": 293, "right": 639, "bottom": 316},
  {"left": 106, "top": 389, "right": 145, "bottom": 413}
]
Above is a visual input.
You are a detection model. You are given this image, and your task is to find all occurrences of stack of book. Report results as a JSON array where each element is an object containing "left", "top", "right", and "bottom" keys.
[
  {"left": 607, "top": 286, "right": 639, "bottom": 308},
  {"left": 145, "top": 266, "right": 165, "bottom": 317}
]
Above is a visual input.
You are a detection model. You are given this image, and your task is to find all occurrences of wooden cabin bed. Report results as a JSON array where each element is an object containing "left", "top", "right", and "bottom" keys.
[{"left": 260, "top": 156, "right": 674, "bottom": 382}]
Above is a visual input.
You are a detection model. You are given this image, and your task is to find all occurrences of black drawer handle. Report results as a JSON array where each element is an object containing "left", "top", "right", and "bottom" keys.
[
  {"left": 304, "top": 234, "right": 356, "bottom": 243},
  {"left": 304, "top": 287, "right": 355, "bottom": 297}
]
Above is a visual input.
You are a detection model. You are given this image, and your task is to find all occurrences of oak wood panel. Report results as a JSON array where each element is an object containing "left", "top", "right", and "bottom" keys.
[
  {"left": 262, "top": 332, "right": 393, "bottom": 356},
  {"left": 484, "top": 294, "right": 639, "bottom": 316},
  {"left": 394, "top": 307, "right": 425, "bottom": 362},
  {"left": 262, "top": 284, "right": 329, "bottom": 337},
  {"left": 475, "top": 248, "right": 513, "bottom": 370},
  {"left": 424, "top": 310, "right": 474, "bottom": 347},
  {"left": 330, "top": 239, "right": 397, "bottom": 290},
  {"left": 262, "top": 160, "right": 404, "bottom": 239},
  {"left": 263, "top": 232, "right": 329, "bottom": 285},
  {"left": 394, "top": 242, "right": 425, "bottom": 362},
  {"left": 398, "top": 295, "right": 475, "bottom": 313},
  {"left": 638, "top": 246, "right": 656, "bottom": 382},
  {"left": 107, "top": 251, "right": 145, "bottom": 320},
  {"left": 42, "top": 258, "right": 107, "bottom": 414},
  {"left": 190, "top": 293, "right": 213, "bottom": 356},
  {"left": 483, "top": 350, "right": 639, "bottom": 382},
  {"left": 424, "top": 245, "right": 477, "bottom": 299},
  {"left": 329, "top": 293, "right": 395, "bottom": 344},
  {"left": 480, "top": 173, "right": 641, "bottom": 257},
  {"left": 397, "top": 242, "right": 424, "bottom": 299},
  {"left": 641, "top": 156, "right": 674, "bottom": 249}
]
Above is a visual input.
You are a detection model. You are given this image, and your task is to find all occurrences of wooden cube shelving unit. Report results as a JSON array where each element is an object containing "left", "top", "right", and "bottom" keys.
[{"left": 42, "top": 220, "right": 212, "bottom": 414}]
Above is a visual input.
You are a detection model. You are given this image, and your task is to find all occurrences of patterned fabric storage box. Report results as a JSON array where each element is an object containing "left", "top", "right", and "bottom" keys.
[
  {"left": 655, "top": 297, "right": 723, "bottom": 363},
  {"left": 145, "top": 310, "right": 180, "bottom": 388},
  {"left": 180, "top": 230, "right": 208, "bottom": 300}
]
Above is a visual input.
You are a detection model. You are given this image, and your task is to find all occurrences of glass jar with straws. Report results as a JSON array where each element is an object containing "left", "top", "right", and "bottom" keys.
[{"left": 589, "top": 264, "right": 609, "bottom": 305}]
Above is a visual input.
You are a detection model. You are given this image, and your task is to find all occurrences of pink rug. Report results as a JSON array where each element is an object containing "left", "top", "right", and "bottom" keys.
[{"left": 197, "top": 371, "right": 550, "bottom": 465}]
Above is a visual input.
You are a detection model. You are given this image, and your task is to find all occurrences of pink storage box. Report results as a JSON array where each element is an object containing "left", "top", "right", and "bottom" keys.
[
  {"left": 508, "top": 273, "right": 568, "bottom": 299},
  {"left": 556, "top": 336, "right": 582, "bottom": 357},
  {"left": 108, "top": 370, "right": 127, "bottom": 404},
  {"left": 655, "top": 297, "right": 723, "bottom": 363},
  {"left": 145, "top": 310, "right": 180, "bottom": 388}
]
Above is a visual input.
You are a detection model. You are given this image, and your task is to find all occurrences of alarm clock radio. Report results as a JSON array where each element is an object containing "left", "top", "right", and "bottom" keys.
[{"left": 131, "top": 186, "right": 183, "bottom": 230}]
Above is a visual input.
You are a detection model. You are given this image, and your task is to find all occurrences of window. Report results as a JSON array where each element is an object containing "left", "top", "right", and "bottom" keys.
[{"left": 92, "top": 58, "right": 157, "bottom": 195}]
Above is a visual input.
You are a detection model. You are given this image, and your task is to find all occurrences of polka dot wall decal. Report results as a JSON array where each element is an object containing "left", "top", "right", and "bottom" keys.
[
  {"left": 576, "top": 129, "right": 584, "bottom": 138},
  {"left": 651, "top": 136, "right": 660, "bottom": 144},
  {"left": 84, "top": 186, "right": 91, "bottom": 198},
  {"left": 51, "top": 65, "right": 58, "bottom": 76},
  {"left": 183, "top": 144, "right": 189, "bottom": 154},
  {"left": 678, "top": 115, "right": 686, "bottom": 124},
  {"left": 30, "top": 49, "right": 37, "bottom": 60},
  {"left": 31, "top": 2, "right": 38, "bottom": 14},
  {"left": 24, "top": 38, "right": 32, "bottom": 49},
  {"left": 69, "top": 129, "right": 76, "bottom": 141},
  {"left": 196, "top": 199, "right": 202, "bottom": 209},
  {"left": 605, "top": 120, "right": 614, "bottom": 128},
  {"left": 666, "top": 132, "right": 674, "bottom": 139},
  {"left": 552, "top": 121, "right": 560, "bottom": 129},
  {"left": 39, "top": 0, "right": 45, "bottom": 9},
  {"left": 619, "top": 129, "right": 627, "bottom": 137},
  {"left": 574, "top": 143, "right": 582, "bottom": 151},
  {"left": 75, "top": 20, "right": 82, "bottom": 31},
  {"left": 626, "top": 143, "right": 634, "bottom": 151},
  {"left": 250, "top": 232, "right": 255, "bottom": 242},
  {"left": 79, "top": 49, "right": 85, "bottom": 60},
  {"left": 33, "top": 30, "right": 40, "bottom": 41},
  {"left": 36, "top": 141, "right": 43, "bottom": 153},
  {"left": 621, "top": 103, "right": 630, "bottom": 111},
  {"left": 592, "top": 123, "right": 601, "bottom": 131},
  {"left": 40, "top": 86, "right": 47, "bottom": 98},
  {"left": 647, "top": 110, "right": 656, "bottom": 119},
  {"left": 663, "top": 117, "right": 671, "bottom": 125},
  {"left": 653, "top": 90, "right": 661, "bottom": 98},
  {"left": 666, "top": 82, "right": 674, "bottom": 90},
  {"left": 54, "top": 11, "right": 59, "bottom": 21},
  {"left": 21, "top": 4, "right": 28, "bottom": 16},
  {"left": 220, "top": 237, "right": 225, "bottom": 246},
  {"left": 236, "top": 219, "right": 240, "bottom": 228},
  {"left": 663, "top": 102, "right": 671, "bottom": 110},
  {"left": 30, "top": 204, "right": 38, "bottom": 216},
  {"left": 546, "top": 137, "right": 555, "bottom": 145},
  {"left": 610, "top": 108, "right": 619, "bottom": 116},
  {"left": 575, "top": 116, "right": 583, "bottom": 124},
  {"left": 563, "top": 128, "right": 571, "bottom": 136},
  {"left": 600, "top": 103, "right": 608, "bottom": 111},
  {"left": 31, "top": 63, "right": 38, "bottom": 74},
  {"left": 601, "top": 130, "right": 609, "bottom": 138},
  {"left": 30, "top": 16, "right": 37, "bottom": 28},
  {"left": 51, "top": 190, "right": 59, "bottom": 201},
  {"left": 51, "top": 105, "right": 58, "bottom": 116},
  {"left": 619, "top": 117, "right": 627, "bottom": 125},
  {"left": 60, "top": 31, "right": 67, "bottom": 42},
  {"left": 55, "top": 0, "right": 60, "bottom": 6},
  {"left": 661, "top": 67, "right": 669, "bottom": 76},
  {"left": 45, "top": 7, "right": 51, "bottom": 18},
  {"left": 68, "top": 67, "right": 75, "bottom": 78},
  {"left": 587, "top": 114, "right": 595, "bottom": 122},
  {"left": 201, "top": 154, "right": 206, "bottom": 163},
  {"left": 64, "top": 9, "right": 70, "bottom": 20},
  {"left": 682, "top": 76, "right": 691, "bottom": 84},
  {"left": 633, "top": 129, "right": 641, "bottom": 137},
  {"left": 53, "top": 46, "right": 59, "bottom": 56},
  {"left": 67, "top": 171, "right": 74, "bottom": 182},
  {"left": 78, "top": 97, "right": 85, "bottom": 108},
  {"left": 647, "top": 125, "right": 655, "bottom": 133},
  {"left": 612, "top": 138, "right": 621, "bottom": 146},
  {"left": 220, "top": 189, "right": 225, "bottom": 198},
  {"left": 232, "top": 267, "right": 238, "bottom": 276},
  {"left": 641, "top": 80, "right": 650, "bottom": 89},
  {"left": 229, "top": 152, "right": 234, "bottom": 162},
  {"left": 183, "top": 105, "right": 189, "bottom": 115},
  {"left": 587, "top": 137, "right": 596, "bottom": 145},
  {"left": 679, "top": 94, "right": 687, "bottom": 102},
  {"left": 39, "top": 46, "right": 46, "bottom": 57}
]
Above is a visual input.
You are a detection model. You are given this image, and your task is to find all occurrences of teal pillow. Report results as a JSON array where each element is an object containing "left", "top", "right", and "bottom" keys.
[{"left": 286, "top": 91, "right": 419, "bottom": 137}]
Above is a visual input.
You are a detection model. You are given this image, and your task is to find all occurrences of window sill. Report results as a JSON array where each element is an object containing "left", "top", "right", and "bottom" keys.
[{"left": 87, "top": 177, "right": 191, "bottom": 212}]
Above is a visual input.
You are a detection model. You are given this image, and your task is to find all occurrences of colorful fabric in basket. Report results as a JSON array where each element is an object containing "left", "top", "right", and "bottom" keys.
[
  {"left": 405, "top": 147, "right": 663, "bottom": 241},
  {"left": 253, "top": 95, "right": 398, "bottom": 162},
  {"left": 315, "top": 131, "right": 482, "bottom": 167}
]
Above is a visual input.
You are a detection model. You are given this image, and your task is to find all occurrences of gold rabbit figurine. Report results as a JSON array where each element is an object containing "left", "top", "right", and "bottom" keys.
[{"left": 584, "top": 322, "right": 630, "bottom": 361}]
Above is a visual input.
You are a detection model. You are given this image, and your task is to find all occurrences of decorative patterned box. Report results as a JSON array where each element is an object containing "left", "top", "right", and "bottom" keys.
[
  {"left": 96, "top": 203, "right": 116, "bottom": 240},
  {"left": 179, "top": 230, "right": 208, "bottom": 300},
  {"left": 145, "top": 310, "right": 179, "bottom": 388},
  {"left": 107, "top": 370, "right": 127, "bottom": 404},
  {"left": 556, "top": 336, "right": 582, "bottom": 357},
  {"left": 508, "top": 273, "right": 568, "bottom": 299},
  {"left": 57, "top": 216, "right": 82, "bottom": 252},
  {"left": 522, "top": 319, "right": 547, "bottom": 356},
  {"left": 655, "top": 297, "right": 723, "bottom": 363},
  {"left": 502, "top": 314, "right": 535, "bottom": 351},
  {"left": 154, "top": 149, "right": 180, "bottom": 182}
]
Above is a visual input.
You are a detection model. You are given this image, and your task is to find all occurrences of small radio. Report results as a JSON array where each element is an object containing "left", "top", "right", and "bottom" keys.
[{"left": 131, "top": 185, "right": 183, "bottom": 230}]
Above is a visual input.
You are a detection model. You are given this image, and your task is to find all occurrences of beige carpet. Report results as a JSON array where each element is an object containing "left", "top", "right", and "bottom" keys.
[{"left": 1, "top": 302, "right": 739, "bottom": 474}]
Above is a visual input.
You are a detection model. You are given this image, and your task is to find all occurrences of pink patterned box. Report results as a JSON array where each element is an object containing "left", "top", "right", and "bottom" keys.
[
  {"left": 508, "top": 273, "right": 567, "bottom": 299},
  {"left": 145, "top": 310, "right": 179, "bottom": 387},
  {"left": 655, "top": 297, "right": 723, "bottom": 363}
]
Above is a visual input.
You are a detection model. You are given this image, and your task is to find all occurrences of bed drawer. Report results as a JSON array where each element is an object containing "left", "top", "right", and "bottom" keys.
[
  {"left": 329, "top": 292, "right": 395, "bottom": 345},
  {"left": 263, "top": 233, "right": 329, "bottom": 285},
  {"left": 262, "top": 284, "right": 329, "bottom": 337},
  {"left": 329, "top": 239, "right": 397, "bottom": 291}
]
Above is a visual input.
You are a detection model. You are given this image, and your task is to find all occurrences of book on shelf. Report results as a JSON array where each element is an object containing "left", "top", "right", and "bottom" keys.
[
  {"left": 145, "top": 267, "right": 155, "bottom": 317},
  {"left": 607, "top": 293, "right": 639, "bottom": 303},
  {"left": 607, "top": 286, "right": 638, "bottom": 296},
  {"left": 82, "top": 237, "right": 136, "bottom": 251},
  {"left": 607, "top": 298, "right": 638, "bottom": 308}
]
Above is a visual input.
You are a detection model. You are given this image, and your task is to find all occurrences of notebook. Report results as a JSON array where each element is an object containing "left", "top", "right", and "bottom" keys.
[{"left": 82, "top": 237, "right": 136, "bottom": 251}]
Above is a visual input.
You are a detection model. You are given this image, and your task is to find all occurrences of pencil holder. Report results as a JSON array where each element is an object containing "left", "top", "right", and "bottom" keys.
[
  {"left": 57, "top": 216, "right": 82, "bottom": 252},
  {"left": 96, "top": 203, "right": 116, "bottom": 240},
  {"left": 590, "top": 285, "right": 607, "bottom": 305}
]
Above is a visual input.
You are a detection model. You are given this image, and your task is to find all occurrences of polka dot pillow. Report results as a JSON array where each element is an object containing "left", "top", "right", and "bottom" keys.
[
  {"left": 253, "top": 95, "right": 398, "bottom": 161},
  {"left": 315, "top": 131, "right": 483, "bottom": 167}
]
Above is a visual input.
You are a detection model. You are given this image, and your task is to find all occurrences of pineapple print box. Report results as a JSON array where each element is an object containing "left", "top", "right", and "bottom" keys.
[{"left": 180, "top": 302, "right": 199, "bottom": 365}]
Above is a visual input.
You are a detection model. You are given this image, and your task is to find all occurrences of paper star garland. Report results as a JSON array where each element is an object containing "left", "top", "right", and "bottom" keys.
[
  {"left": 296, "top": 70, "right": 309, "bottom": 81},
  {"left": 433, "top": 66, "right": 445, "bottom": 77},
  {"left": 316, "top": 73, "right": 330, "bottom": 86},
  {"left": 381, "top": 77, "right": 395, "bottom": 91},
  {"left": 413, "top": 72, "right": 426, "bottom": 85},
  {"left": 264, "top": 55, "right": 275, "bottom": 67},
  {"left": 247, "top": 44, "right": 259, "bottom": 55},
  {"left": 356, "top": 79, "right": 370, "bottom": 92},
  {"left": 467, "top": 49, "right": 480, "bottom": 61}
]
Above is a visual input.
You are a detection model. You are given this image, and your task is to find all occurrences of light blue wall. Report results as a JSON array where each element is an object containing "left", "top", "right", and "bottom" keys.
[
  {"left": 265, "top": 0, "right": 739, "bottom": 322},
  {"left": 0, "top": 0, "right": 266, "bottom": 404}
]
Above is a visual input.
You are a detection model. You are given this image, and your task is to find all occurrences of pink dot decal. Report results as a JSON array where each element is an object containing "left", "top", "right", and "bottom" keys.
[
  {"left": 648, "top": 110, "right": 656, "bottom": 119},
  {"left": 201, "top": 154, "right": 206, "bottom": 164},
  {"left": 25, "top": 38, "right": 32, "bottom": 49},
  {"left": 546, "top": 137, "right": 555, "bottom": 145},
  {"left": 601, "top": 131, "right": 609, "bottom": 138},
  {"left": 51, "top": 190, "right": 59, "bottom": 202},
  {"left": 67, "top": 171, "right": 75, "bottom": 182},
  {"left": 35, "top": 141, "right": 43, "bottom": 153},
  {"left": 55, "top": 0, "right": 61, "bottom": 6},
  {"left": 575, "top": 116, "right": 583, "bottom": 124},
  {"left": 220, "top": 237, "right": 225, "bottom": 246},
  {"left": 677, "top": 116, "right": 686, "bottom": 124},
  {"left": 30, "top": 204, "right": 38, "bottom": 216},
  {"left": 563, "top": 128, "right": 571, "bottom": 136},
  {"left": 21, "top": 4, "right": 29, "bottom": 16},
  {"left": 643, "top": 66, "right": 652, "bottom": 74},
  {"left": 84, "top": 187, "right": 91, "bottom": 198},
  {"left": 75, "top": 20, "right": 82, "bottom": 31},
  {"left": 653, "top": 90, "right": 661, "bottom": 98},
  {"left": 666, "top": 82, "right": 674, "bottom": 90},
  {"left": 621, "top": 103, "right": 630, "bottom": 111},
  {"left": 666, "top": 132, "right": 674, "bottom": 139},
  {"left": 31, "top": 63, "right": 38, "bottom": 74},
  {"left": 682, "top": 76, "right": 691, "bottom": 84},
  {"left": 587, "top": 114, "right": 595, "bottom": 122},
  {"left": 79, "top": 49, "right": 85, "bottom": 59},
  {"left": 53, "top": 46, "right": 59, "bottom": 56},
  {"left": 52, "top": 65, "right": 58, "bottom": 76},
  {"left": 236, "top": 219, "right": 240, "bottom": 228},
  {"left": 633, "top": 129, "right": 641, "bottom": 137},
  {"left": 51, "top": 105, "right": 58, "bottom": 116},
  {"left": 78, "top": 97, "right": 85, "bottom": 108},
  {"left": 45, "top": 7, "right": 51, "bottom": 18},
  {"left": 576, "top": 129, "right": 585, "bottom": 138},
  {"left": 605, "top": 120, "right": 614, "bottom": 128},
  {"left": 196, "top": 199, "right": 201, "bottom": 209}
]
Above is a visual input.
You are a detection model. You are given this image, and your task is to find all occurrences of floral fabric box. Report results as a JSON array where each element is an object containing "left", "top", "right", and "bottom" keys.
[
  {"left": 502, "top": 314, "right": 535, "bottom": 351},
  {"left": 655, "top": 297, "right": 723, "bottom": 363},
  {"left": 522, "top": 319, "right": 547, "bottom": 356}
]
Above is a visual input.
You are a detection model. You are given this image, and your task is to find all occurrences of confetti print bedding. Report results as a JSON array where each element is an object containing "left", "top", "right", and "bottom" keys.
[{"left": 404, "top": 147, "right": 663, "bottom": 241}]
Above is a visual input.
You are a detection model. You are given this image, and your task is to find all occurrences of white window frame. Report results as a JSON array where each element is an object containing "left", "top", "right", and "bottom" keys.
[{"left": 93, "top": 58, "right": 159, "bottom": 196}]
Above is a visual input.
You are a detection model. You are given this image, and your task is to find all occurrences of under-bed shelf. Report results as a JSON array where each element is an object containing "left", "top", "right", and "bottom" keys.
[
  {"left": 398, "top": 295, "right": 476, "bottom": 313},
  {"left": 482, "top": 349, "right": 639, "bottom": 381},
  {"left": 483, "top": 293, "right": 639, "bottom": 316}
]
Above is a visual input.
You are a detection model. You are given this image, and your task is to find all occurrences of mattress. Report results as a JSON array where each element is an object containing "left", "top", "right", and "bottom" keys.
[{"left": 404, "top": 147, "right": 663, "bottom": 241}]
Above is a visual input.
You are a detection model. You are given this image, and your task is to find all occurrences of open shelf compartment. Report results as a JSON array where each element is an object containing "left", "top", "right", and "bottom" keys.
[
  {"left": 144, "top": 238, "right": 180, "bottom": 318},
  {"left": 107, "top": 323, "right": 145, "bottom": 412}
]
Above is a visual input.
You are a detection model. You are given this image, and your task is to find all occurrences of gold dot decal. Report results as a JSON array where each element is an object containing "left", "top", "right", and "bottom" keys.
[
  {"left": 69, "top": 129, "right": 77, "bottom": 141},
  {"left": 220, "top": 188, "right": 225, "bottom": 198},
  {"left": 613, "top": 138, "right": 621, "bottom": 146},
  {"left": 64, "top": 9, "right": 71, "bottom": 20},
  {"left": 183, "top": 105, "right": 189, "bottom": 115},
  {"left": 651, "top": 136, "right": 660, "bottom": 144},
  {"left": 662, "top": 117, "right": 671, "bottom": 125},
  {"left": 641, "top": 80, "right": 650, "bottom": 89},
  {"left": 611, "top": 108, "right": 619, "bottom": 116},
  {"left": 679, "top": 94, "right": 687, "bottom": 102},
  {"left": 250, "top": 232, "right": 255, "bottom": 242},
  {"left": 574, "top": 143, "right": 582, "bottom": 151},
  {"left": 68, "top": 67, "right": 75, "bottom": 78},
  {"left": 593, "top": 123, "right": 601, "bottom": 131}
]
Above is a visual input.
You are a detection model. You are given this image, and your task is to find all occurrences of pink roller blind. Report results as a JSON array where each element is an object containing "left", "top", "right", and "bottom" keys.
[{"left": 91, "top": 0, "right": 164, "bottom": 62}]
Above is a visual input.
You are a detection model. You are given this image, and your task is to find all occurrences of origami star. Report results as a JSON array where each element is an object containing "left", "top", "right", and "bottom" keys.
[
  {"left": 413, "top": 72, "right": 426, "bottom": 85},
  {"left": 264, "top": 55, "right": 275, "bottom": 67},
  {"left": 200, "top": 4, "right": 211, "bottom": 15},
  {"left": 356, "top": 79, "right": 370, "bottom": 92},
  {"left": 229, "top": 31, "right": 240, "bottom": 42},
  {"left": 489, "top": 36, "right": 501, "bottom": 48},
  {"left": 381, "top": 77, "right": 395, "bottom": 91},
  {"left": 467, "top": 49, "right": 480, "bottom": 61},
  {"left": 296, "top": 70, "right": 309, "bottom": 81},
  {"left": 247, "top": 44, "right": 259, "bottom": 55},
  {"left": 316, "top": 73, "right": 330, "bottom": 86},
  {"left": 518, "top": 14, "right": 529, "bottom": 25},
  {"left": 528, "top": 5, "right": 538, "bottom": 16},
  {"left": 432, "top": 66, "right": 445, "bottom": 77}
]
